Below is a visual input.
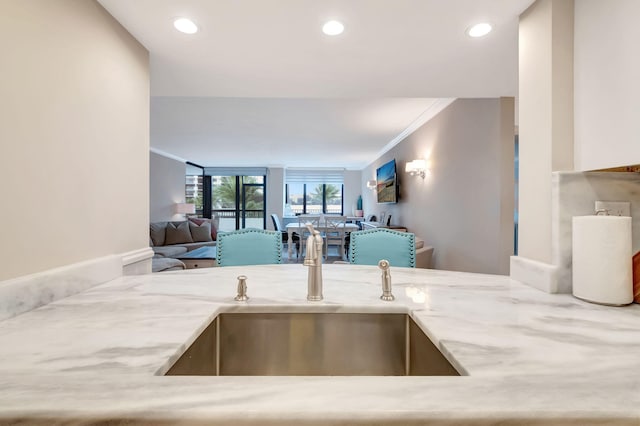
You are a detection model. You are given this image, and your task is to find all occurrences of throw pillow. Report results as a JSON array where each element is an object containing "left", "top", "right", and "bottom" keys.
[
  {"left": 149, "top": 222, "right": 168, "bottom": 246},
  {"left": 189, "top": 221, "right": 213, "bottom": 242},
  {"left": 165, "top": 221, "right": 194, "bottom": 245},
  {"left": 188, "top": 217, "right": 218, "bottom": 241}
]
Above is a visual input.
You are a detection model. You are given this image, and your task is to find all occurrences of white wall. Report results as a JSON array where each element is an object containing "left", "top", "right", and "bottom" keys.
[
  {"left": 512, "top": 0, "right": 640, "bottom": 293},
  {"left": 361, "top": 99, "right": 515, "bottom": 275},
  {"left": 0, "top": 0, "right": 149, "bottom": 281},
  {"left": 149, "top": 152, "right": 186, "bottom": 222},
  {"left": 343, "top": 170, "right": 362, "bottom": 217},
  {"left": 574, "top": 0, "right": 640, "bottom": 170}
]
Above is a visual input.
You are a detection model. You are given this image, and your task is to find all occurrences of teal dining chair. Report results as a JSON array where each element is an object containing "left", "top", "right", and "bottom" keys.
[
  {"left": 348, "top": 228, "right": 416, "bottom": 268},
  {"left": 216, "top": 228, "right": 282, "bottom": 267}
]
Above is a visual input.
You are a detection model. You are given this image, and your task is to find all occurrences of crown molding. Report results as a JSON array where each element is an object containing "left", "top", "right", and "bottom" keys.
[
  {"left": 365, "top": 98, "right": 456, "bottom": 169},
  {"left": 150, "top": 147, "right": 187, "bottom": 163}
]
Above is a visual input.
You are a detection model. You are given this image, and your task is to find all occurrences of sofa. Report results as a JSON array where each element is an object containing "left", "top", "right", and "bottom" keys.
[
  {"left": 150, "top": 217, "right": 219, "bottom": 271},
  {"left": 414, "top": 237, "right": 434, "bottom": 269}
]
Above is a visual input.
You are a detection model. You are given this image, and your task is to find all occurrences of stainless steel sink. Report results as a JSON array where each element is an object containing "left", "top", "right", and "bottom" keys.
[{"left": 166, "top": 313, "right": 459, "bottom": 376}]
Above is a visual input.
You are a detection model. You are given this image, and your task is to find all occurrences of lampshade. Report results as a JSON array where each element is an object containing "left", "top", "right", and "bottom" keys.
[
  {"left": 175, "top": 203, "right": 195, "bottom": 214},
  {"left": 367, "top": 180, "right": 377, "bottom": 189}
]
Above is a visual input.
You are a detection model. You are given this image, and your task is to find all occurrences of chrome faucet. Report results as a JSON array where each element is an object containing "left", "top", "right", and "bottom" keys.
[{"left": 303, "top": 223, "right": 323, "bottom": 301}]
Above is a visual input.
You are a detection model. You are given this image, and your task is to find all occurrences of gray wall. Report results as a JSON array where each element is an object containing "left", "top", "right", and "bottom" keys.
[
  {"left": 0, "top": 0, "right": 149, "bottom": 281},
  {"left": 149, "top": 152, "right": 187, "bottom": 222},
  {"left": 361, "top": 98, "right": 515, "bottom": 275},
  {"left": 266, "top": 167, "right": 285, "bottom": 229}
]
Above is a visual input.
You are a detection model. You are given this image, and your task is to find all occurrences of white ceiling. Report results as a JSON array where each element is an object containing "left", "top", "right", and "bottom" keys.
[{"left": 98, "top": 0, "right": 534, "bottom": 169}]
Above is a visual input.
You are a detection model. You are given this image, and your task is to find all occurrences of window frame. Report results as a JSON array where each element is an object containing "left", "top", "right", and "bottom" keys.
[{"left": 285, "top": 183, "right": 344, "bottom": 215}]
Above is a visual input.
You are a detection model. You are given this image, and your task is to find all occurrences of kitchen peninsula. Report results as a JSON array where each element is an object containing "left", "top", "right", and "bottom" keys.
[{"left": 0, "top": 264, "right": 638, "bottom": 425}]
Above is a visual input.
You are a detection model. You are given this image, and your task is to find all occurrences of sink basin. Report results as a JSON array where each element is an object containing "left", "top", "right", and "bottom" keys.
[{"left": 166, "top": 313, "right": 459, "bottom": 376}]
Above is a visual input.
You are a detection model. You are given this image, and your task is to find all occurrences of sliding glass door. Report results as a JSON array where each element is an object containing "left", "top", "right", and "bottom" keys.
[
  {"left": 211, "top": 175, "right": 266, "bottom": 231},
  {"left": 241, "top": 179, "right": 265, "bottom": 229}
]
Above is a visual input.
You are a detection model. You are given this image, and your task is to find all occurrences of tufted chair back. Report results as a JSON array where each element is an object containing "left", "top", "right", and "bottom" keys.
[
  {"left": 349, "top": 228, "right": 415, "bottom": 268},
  {"left": 217, "top": 228, "right": 282, "bottom": 267}
]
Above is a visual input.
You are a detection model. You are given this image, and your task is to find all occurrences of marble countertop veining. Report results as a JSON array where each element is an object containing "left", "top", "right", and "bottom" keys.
[{"left": 0, "top": 264, "right": 639, "bottom": 425}]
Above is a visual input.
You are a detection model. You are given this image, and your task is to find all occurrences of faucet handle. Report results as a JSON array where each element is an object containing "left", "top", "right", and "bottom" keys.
[
  {"left": 378, "top": 260, "right": 394, "bottom": 301},
  {"left": 234, "top": 275, "right": 249, "bottom": 302}
]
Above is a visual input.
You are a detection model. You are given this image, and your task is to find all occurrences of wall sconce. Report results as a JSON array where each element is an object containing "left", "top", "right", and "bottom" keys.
[
  {"left": 366, "top": 180, "right": 377, "bottom": 190},
  {"left": 174, "top": 202, "right": 195, "bottom": 217},
  {"left": 405, "top": 159, "right": 427, "bottom": 179}
]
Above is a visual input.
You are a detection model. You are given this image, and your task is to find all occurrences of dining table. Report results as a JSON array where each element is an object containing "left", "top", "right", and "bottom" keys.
[{"left": 285, "top": 221, "right": 360, "bottom": 258}]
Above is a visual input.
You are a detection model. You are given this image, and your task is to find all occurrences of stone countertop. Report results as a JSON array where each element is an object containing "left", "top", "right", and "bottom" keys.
[{"left": 0, "top": 264, "right": 639, "bottom": 425}]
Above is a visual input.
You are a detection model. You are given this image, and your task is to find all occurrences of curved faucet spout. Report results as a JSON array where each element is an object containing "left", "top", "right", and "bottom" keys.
[{"left": 303, "top": 226, "right": 317, "bottom": 265}]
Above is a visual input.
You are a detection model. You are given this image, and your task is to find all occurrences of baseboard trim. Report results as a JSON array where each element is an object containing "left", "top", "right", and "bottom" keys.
[
  {"left": 510, "top": 256, "right": 561, "bottom": 294},
  {"left": 121, "top": 247, "right": 154, "bottom": 266},
  {"left": 122, "top": 247, "right": 153, "bottom": 275}
]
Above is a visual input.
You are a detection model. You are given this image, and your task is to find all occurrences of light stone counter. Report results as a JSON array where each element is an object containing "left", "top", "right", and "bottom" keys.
[{"left": 0, "top": 264, "right": 639, "bottom": 425}]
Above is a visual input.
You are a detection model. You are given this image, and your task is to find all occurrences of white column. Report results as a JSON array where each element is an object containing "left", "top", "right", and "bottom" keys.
[{"left": 511, "top": 0, "right": 574, "bottom": 292}]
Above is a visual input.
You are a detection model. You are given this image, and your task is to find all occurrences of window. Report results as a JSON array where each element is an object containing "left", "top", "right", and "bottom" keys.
[
  {"left": 211, "top": 175, "right": 265, "bottom": 231},
  {"left": 186, "top": 165, "right": 268, "bottom": 230},
  {"left": 204, "top": 167, "right": 267, "bottom": 231},
  {"left": 185, "top": 163, "right": 204, "bottom": 216},
  {"left": 285, "top": 169, "right": 344, "bottom": 215},
  {"left": 286, "top": 182, "right": 305, "bottom": 214}
]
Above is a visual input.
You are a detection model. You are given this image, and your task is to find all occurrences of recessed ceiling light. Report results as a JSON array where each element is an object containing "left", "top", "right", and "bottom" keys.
[
  {"left": 322, "top": 20, "right": 344, "bottom": 36},
  {"left": 467, "top": 22, "right": 492, "bottom": 38},
  {"left": 173, "top": 18, "right": 198, "bottom": 34}
]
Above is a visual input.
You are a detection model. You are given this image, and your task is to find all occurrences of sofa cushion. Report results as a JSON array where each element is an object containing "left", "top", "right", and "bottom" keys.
[
  {"left": 415, "top": 237, "right": 424, "bottom": 250},
  {"left": 153, "top": 246, "right": 188, "bottom": 258},
  {"left": 165, "top": 221, "right": 194, "bottom": 245},
  {"left": 189, "top": 217, "right": 218, "bottom": 241},
  {"left": 181, "top": 241, "right": 217, "bottom": 251},
  {"left": 152, "top": 257, "right": 186, "bottom": 273},
  {"left": 189, "top": 221, "right": 213, "bottom": 242},
  {"left": 150, "top": 222, "right": 168, "bottom": 246}
]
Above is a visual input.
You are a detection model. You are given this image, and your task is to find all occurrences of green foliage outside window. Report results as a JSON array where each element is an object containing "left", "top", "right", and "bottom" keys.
[
  {"left": 213, "top": 176, "right": 264, "bottom": 210},
  {"left": 289, "top": 183, "right": 342, "bottom": 214},
  {"left": 309, "top": 184, "right": 340, "bottom": 204},
  {"left": 186, "top": 194, "right": 203, "bottom": 210}
]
